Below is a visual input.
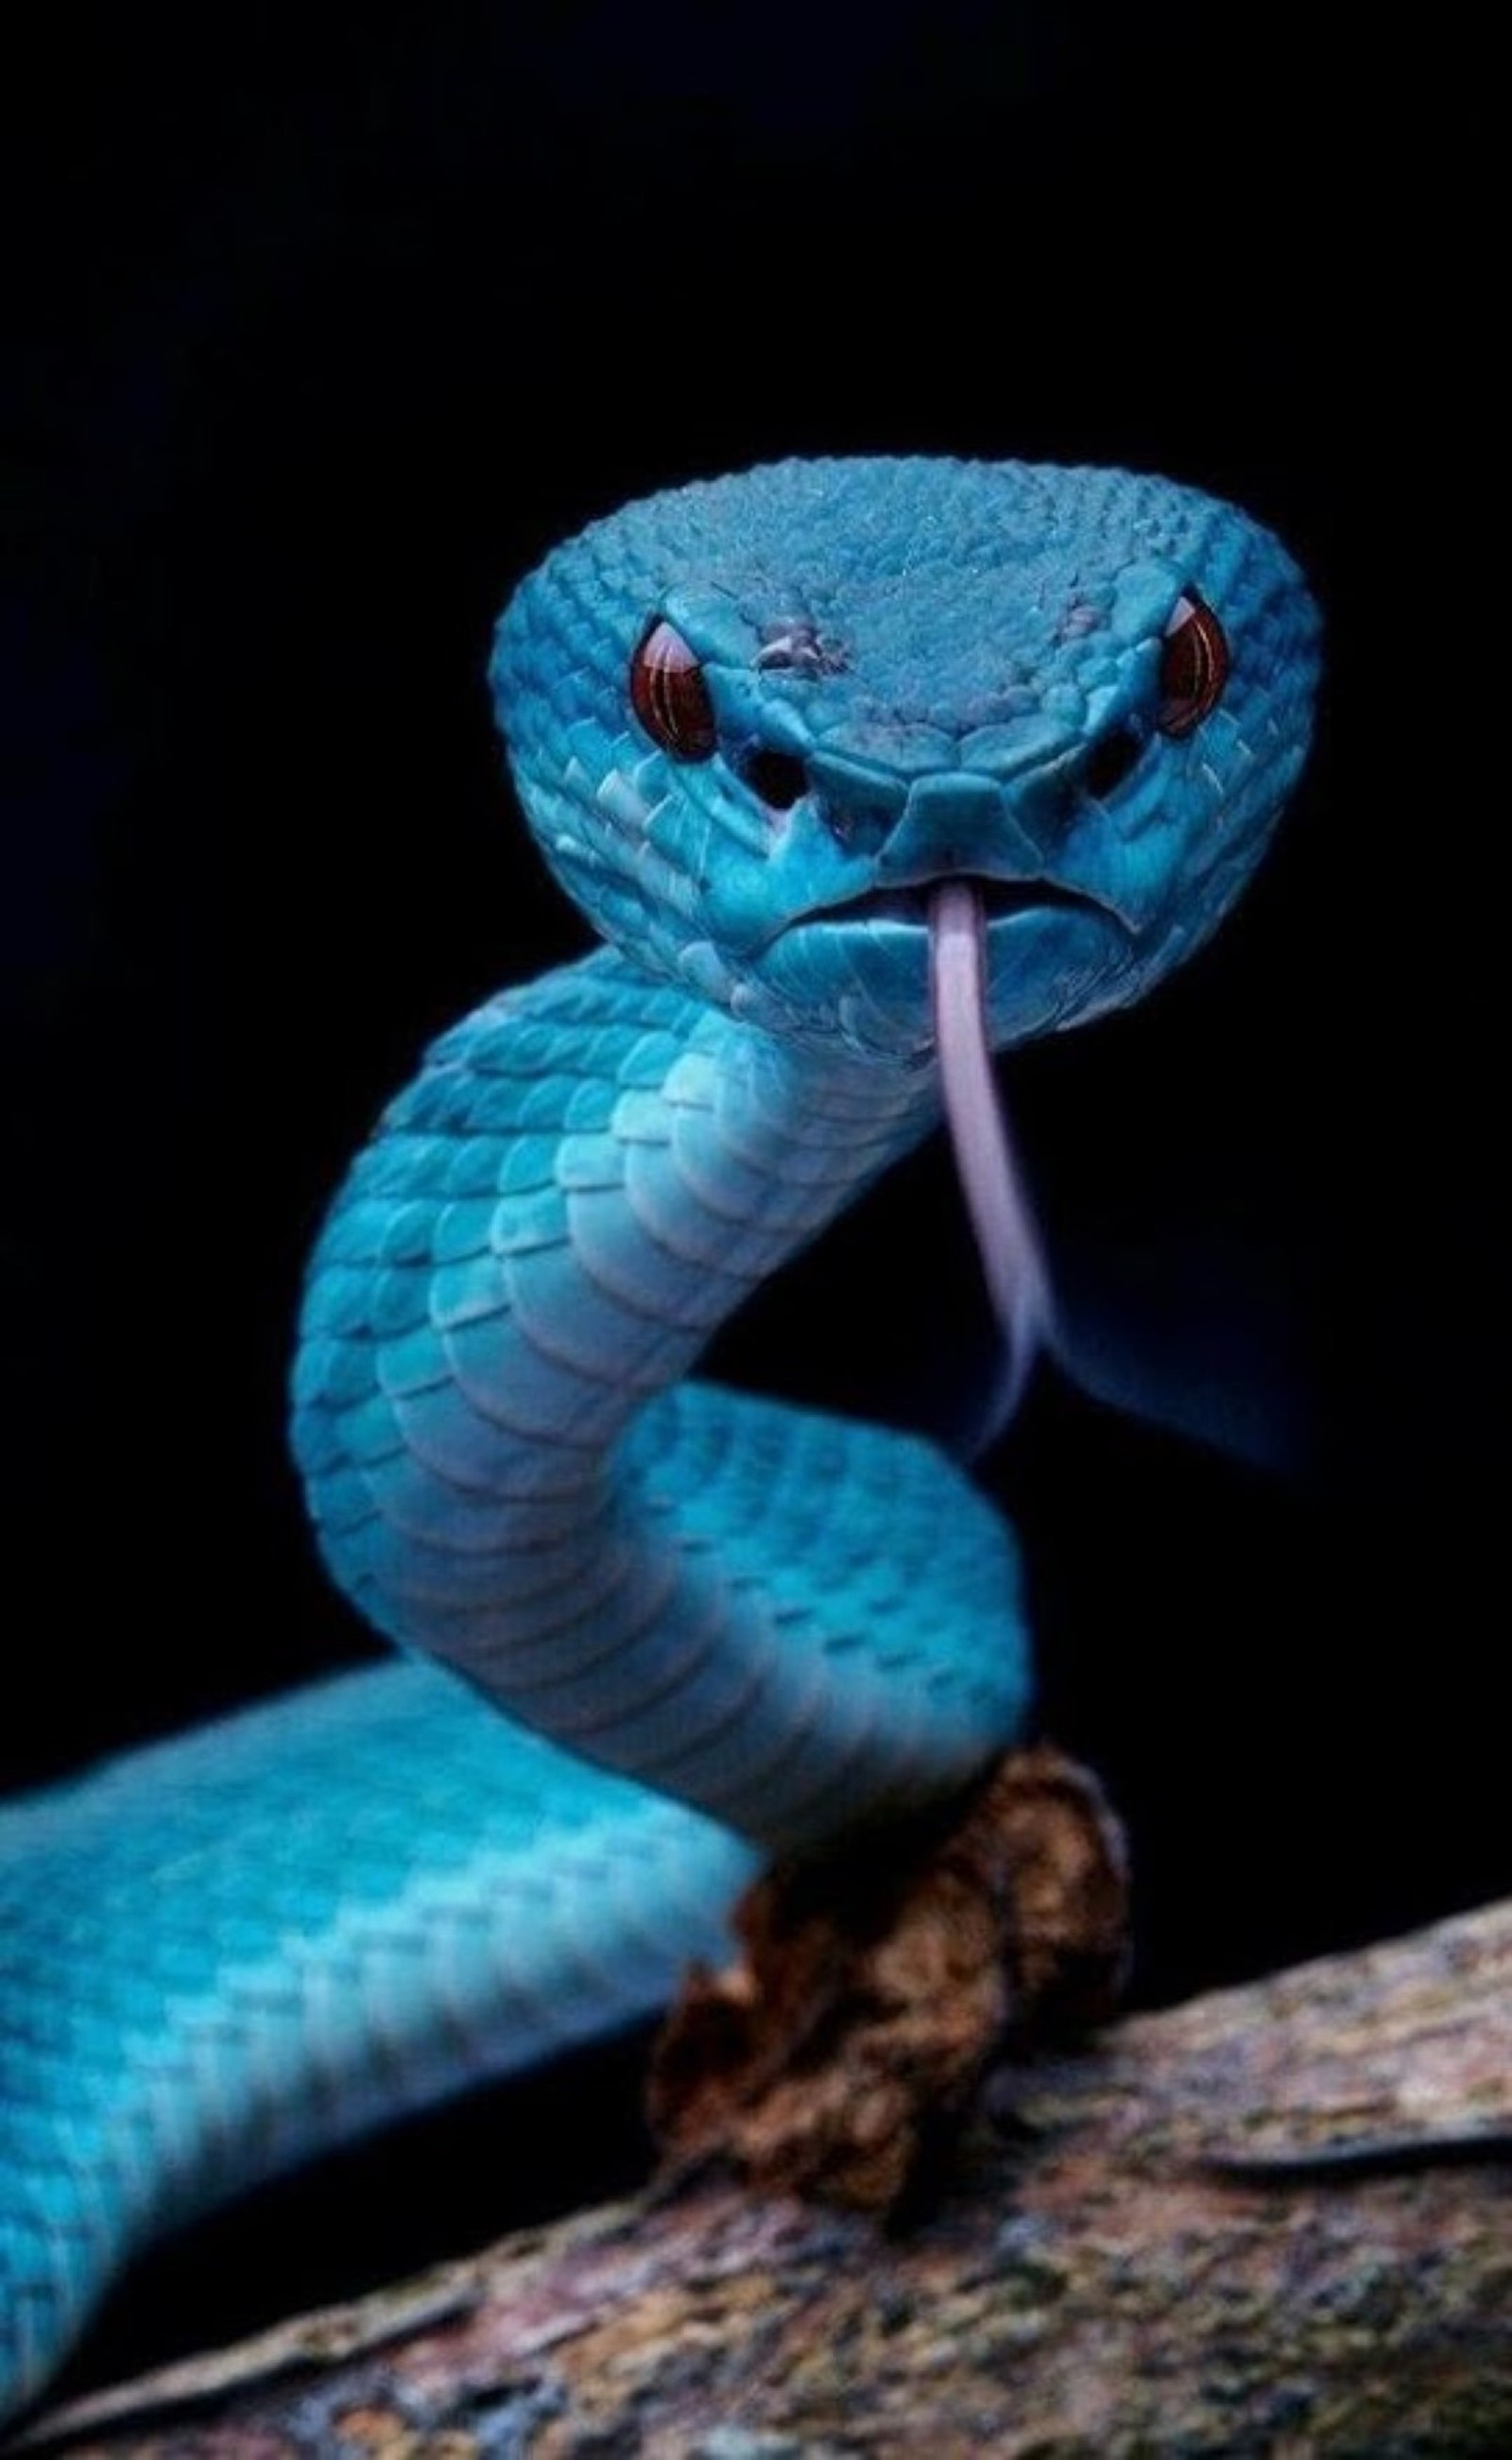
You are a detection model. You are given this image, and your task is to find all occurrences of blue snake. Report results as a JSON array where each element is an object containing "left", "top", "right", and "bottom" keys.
[{"left": 0, "top": 456, "right": 1318, "bottom": 2423}]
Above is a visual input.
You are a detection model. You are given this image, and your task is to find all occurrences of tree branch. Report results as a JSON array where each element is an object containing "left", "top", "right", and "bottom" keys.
[{"left": 18, "top": 1899, "right": 1511, "bottom": 2458}]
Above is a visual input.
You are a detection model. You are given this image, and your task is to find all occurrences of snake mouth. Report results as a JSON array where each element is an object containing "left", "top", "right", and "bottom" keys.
[{"left": 795, "top": 871, "right": 1124, "bottom": 934}]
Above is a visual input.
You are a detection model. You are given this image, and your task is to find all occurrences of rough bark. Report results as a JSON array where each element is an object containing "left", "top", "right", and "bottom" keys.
[{"left": 14, "top": 1899, "right": 1511, "bottom": 2460}]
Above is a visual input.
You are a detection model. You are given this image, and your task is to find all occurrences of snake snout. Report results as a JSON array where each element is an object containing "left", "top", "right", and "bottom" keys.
[
  {"left": 875, "top": 772, "right": 1043, "bottom": 885},
  {"left": 872, "top": 718, "right": 1150, "bottom": 880}
]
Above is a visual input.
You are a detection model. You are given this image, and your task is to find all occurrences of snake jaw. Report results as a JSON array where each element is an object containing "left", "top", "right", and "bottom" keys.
[
  {"left": 731, "top": 853, "right": 1143, "bottom": 1063},
  {"left": 789, "top": 869, "right": 1131, "bottom": 938}
]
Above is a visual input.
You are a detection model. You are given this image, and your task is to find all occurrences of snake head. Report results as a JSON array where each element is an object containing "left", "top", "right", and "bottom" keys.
[{"left": 490, "top": 457, "right": 1319, "bottom": 1061}]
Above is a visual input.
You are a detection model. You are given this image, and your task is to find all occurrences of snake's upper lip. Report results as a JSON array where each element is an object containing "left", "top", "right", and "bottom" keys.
[{"left": 788, "top": 870, "right": 1126, "bottom": 934}]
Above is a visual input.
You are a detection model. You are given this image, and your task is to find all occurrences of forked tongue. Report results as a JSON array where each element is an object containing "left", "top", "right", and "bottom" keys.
[{"left": 928, "top": 880, "right": 1055, "bottom": 1453}]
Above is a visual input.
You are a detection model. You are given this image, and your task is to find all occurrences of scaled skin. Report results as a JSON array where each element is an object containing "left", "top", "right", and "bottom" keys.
[
  {"left": 1, "top": 459, "right": 1318, "bottom": 2425},
  {"left": 492, "top": 457, "right": 1316, "bottom": 1060}
]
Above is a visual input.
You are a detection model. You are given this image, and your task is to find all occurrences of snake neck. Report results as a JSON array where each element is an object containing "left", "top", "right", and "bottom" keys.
[{"left": 293, "top": 946, "right": 1030, "bottom": 1852}]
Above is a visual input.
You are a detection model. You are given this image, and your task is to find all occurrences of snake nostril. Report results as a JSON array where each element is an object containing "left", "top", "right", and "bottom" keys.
[
  {"left": 739, "top": 748, "right": 811, "bottom": 812},
  {"left": 1081, "top": 723, "right": 1143, "bottom": 802}
]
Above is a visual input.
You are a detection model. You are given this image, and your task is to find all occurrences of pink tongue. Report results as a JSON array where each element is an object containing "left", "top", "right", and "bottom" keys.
[{"left": 928, "top": 881, "right": 1054, "bottom": 1444}]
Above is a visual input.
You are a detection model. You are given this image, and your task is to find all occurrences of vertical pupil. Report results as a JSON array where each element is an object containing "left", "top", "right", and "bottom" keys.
[
  {"left": 1174, "top": 628, "right": 1206, "bottom": 701},
  {"left": 631, "top": 619, "right": 716, "bottom": 759},
  {"left": 1158, "top": 592, "right": 1228, "bottom": 737}
]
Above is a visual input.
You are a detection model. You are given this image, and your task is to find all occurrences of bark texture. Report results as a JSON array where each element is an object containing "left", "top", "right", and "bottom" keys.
[{"left": 14, "top": 1899, "right": 1511, "bottom": 2460}]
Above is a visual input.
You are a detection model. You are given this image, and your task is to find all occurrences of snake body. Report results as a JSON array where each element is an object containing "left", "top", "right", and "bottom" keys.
[{"left": 0, "top": 457, "right": 1318, "bottom": 2421}]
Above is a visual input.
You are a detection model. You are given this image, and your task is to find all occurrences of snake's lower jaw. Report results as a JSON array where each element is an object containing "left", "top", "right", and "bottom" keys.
[
  {"left": 814, "top": 874, "right": 1124, "bottom": 935},
  {"left": 745, "top": 890, "right": 1132, "bottom": 1059}
]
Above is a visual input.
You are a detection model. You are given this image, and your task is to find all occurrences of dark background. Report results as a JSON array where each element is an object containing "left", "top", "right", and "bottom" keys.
[{"left": 4, "top": 1, "right": 1499, "bottom": 2397}]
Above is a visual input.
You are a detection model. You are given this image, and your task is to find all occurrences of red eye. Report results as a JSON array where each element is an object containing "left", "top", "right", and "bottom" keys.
[
  {"left": 1157, "top": 590, "right": 1228, "bottom": 738},
  {"left": 629, "top": 618, "right": 717, "bottom": 760}
]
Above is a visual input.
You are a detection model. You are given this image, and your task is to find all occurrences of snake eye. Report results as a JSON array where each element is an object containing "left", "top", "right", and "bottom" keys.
[
  {"left": 629, "top": 618, "right": 717, "bottom": 761},
  {"left": 1157, "top": 590, "right": 1228, "bottom": 738}
]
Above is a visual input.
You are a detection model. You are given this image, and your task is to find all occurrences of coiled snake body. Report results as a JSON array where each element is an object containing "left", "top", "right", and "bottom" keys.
[{"left": 0, "top": 457, "right": 1318, "bottom": 2420}]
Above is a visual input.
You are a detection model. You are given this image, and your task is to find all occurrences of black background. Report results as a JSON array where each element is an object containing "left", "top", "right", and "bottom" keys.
[{"left": 4, "top": 1, "right": 1501, "bottom": 2396}]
